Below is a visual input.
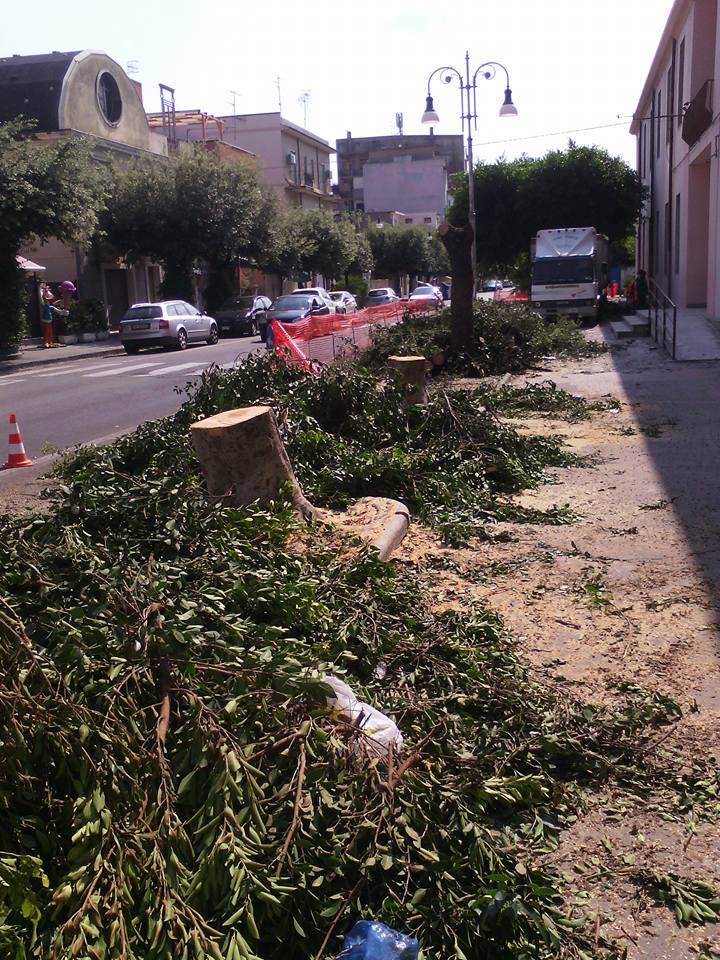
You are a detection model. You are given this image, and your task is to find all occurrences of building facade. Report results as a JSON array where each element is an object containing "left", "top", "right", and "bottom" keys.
[
  {"left": 335, "top": 133, "right": 464, "bottom": 224},
  {"left": 0, "top": 49, "right": 168, "bottom": 327},
  {"left": 631, "top": 0, "right": 720, "bottom": 315},
  {"left": 167, "top": 111, "right": 338, "bottom": 211}
]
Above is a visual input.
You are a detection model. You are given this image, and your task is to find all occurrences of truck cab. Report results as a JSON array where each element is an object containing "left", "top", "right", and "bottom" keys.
[{"left": 530, "top": 227, "right": 608, "bottom": 321}]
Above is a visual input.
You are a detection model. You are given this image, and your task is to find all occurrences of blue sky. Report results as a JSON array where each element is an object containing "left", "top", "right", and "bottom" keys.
[{"left": 2, "top": 0, "right": 675, "bottom": 167}]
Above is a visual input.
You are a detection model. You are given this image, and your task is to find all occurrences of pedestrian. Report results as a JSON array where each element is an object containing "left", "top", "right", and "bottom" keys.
[
  {"left": 636, "top": 269, "right": 649, "bottom": 310},
  {"left": 40, "top": 287, "right": 68, "bottom": 348}
]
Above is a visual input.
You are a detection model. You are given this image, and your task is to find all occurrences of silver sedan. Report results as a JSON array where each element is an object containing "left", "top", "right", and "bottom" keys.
[{"left": 119, "top": 301, "right": 219, "bottom": 354}]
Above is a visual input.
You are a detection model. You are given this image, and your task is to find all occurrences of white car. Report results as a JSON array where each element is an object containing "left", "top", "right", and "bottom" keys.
[
  {"left": 330, "top": 291, "right": 358, "bottom": 314},
  {"left": 119, "top": 300, "right": 218, "bottom": 354},
  {"left": 366, "top": 287, "right": 400, "bottom": 306},
  {"left": 409, "top": 285, "right": 443, "bottom": 306},
  {"left": 290, "top": 287, "right": 336, "bottom": 314}
]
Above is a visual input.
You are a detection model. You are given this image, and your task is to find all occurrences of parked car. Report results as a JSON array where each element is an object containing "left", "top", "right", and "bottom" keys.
[
  {"left": 366, "top": 287, "right": 400, "bottom": 306},
  {"left": 290, "top": 287, "right": 336, "bottom": 313},
  {"left": 481, "top": 279, "right": 503, "bottom": 292},
  {"left": 214, "top": 294, "right": 272, "bottom": 337},
  {"left": 329, "top": 290, "right": 358, "bottom": 314},
  {"left": 258, "top": 294, "right": 330, "bottom": 343},
  {"left": 118, "top": 301, "right": 218, "bottom": 354},
  {"left": 408, "top": 284, "right": 443, "bottom": 306}
]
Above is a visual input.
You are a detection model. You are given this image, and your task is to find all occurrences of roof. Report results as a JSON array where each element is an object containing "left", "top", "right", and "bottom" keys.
[
  {"left": 0, "top": 51, "right": 80, "bottom": 130},
  {"left": 219, "top": 112, "right": 335, "bottom": 152},
  {"left": 630, "top": 0, "right": 686, "bottom": 133}
]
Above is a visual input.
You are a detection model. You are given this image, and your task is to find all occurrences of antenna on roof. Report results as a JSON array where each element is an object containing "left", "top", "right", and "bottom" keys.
[
  {"left": 159, "top": 83, "right": 176, "bottom": 144},
  {"left": 396, "top": 112, "right": 403, "bottom": 135},
  {"left": 228, "top": 89, "right": 240, "bottom": 114},
  {"left": 275, "top": 77, "right": 282, "bottom": 114},
  {"left": 126, "top": 60, "right": 140, "bottom": 75},
  {"left": 298, "top": 91, "right": 310, "bottom": 128}
]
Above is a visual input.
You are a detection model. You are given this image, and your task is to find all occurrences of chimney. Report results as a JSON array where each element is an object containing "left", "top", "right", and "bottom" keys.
[{"left": 347, "top": 130, "right": 352, "bottom": 139}]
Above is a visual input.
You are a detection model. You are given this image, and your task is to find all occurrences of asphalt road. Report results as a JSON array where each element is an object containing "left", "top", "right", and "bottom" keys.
[{"left": 0, "top": 336, "right": 263, "bottom": 460}]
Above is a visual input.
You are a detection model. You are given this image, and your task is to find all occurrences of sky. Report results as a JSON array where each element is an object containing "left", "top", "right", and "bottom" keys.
[{"left": 1, "top": 0, "right": 675, "bottom": 169}]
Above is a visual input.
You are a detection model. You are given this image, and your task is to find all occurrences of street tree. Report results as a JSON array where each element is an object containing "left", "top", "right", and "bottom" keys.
[
  {"left": 0, "top": 119, "right": 106, "bottom": 352},
  {"left": 103, "top": 147, "right": 266, "bottom": 303},
  {"left": 367, "top": 225, "right": 431, "bottom": 291},
  {"left": 449, "top": 143, "right": 643, "bottom": 281}
]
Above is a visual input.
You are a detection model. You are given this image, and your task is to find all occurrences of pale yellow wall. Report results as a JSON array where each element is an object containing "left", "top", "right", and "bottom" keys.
[{"left": 59, "top": 51, "right": 166, "bottom": 156}]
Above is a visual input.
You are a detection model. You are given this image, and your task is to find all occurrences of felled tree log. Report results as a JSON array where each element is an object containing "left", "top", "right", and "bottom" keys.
[
  {"left": 439, "top": 221, "right": 474, "bottom": 352},
  {"left": 387, "top": 355, "right": 428, "bottom": 405},
  {"left": 190, "top": 406, "right": 315, "bottom": 519}
]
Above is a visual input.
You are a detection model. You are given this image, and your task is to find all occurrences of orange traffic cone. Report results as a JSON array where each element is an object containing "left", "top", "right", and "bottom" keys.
[{"left": 3, "top": 414, "right": 33, "bottom": 469}]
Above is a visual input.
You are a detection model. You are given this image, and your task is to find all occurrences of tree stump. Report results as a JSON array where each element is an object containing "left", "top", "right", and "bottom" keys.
[
  {"left": 190, "top": 406, "right": 315, "bottom": 519},
  {"left": 387, "top": 355, "right": 428, "bottom": 405}
]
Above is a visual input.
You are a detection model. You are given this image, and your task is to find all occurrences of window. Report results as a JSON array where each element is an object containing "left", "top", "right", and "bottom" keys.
[
  {"left": 674, "top": 193, "right": 681, "bottom": 273},
  {"left": 656, "top": 209, "right": 662, "bottom": 273},
  {"left": 423, "top": 216, "right": 432, "bottom": 224},
  {"left": 677, "top": 39, "right": 685, "bottom": 127},
  {"left": 405, "top": 217, "right": 413, "bottom": 224},
  {"left": 664, "top": 200, "right": 670, "bottom": 274},
  {"left": 657, "top": 90, "right": 662, "bottom": 156},
  {"left": 666, "top": 67, "right": 673, "bottom": 143},
  {"left": 96, "top": 71, "right": 122, "bottom": 126}
]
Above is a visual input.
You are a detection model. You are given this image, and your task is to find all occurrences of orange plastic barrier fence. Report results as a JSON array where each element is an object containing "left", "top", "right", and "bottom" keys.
[{"left": 272, "top": 299, "right": 438, "bottom": 374}]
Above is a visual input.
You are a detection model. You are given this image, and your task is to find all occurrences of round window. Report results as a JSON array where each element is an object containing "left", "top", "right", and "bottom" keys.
[{"left": 96, "top": 71, "right": 122, "bottom": 126}]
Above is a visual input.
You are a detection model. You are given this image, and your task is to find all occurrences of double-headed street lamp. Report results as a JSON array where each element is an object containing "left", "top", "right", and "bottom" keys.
[{"left": 422, "top": 52, "right": 517, "bottom": 291}]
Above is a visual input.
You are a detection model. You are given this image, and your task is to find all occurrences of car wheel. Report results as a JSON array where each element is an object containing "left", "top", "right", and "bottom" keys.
[
  {"left": 123, "top": 343, "right": 140, "bottom": 355},
  {"left": 206, "top": 323, "right": 218, "bottom": 345},
  {"left": 176, "top": 328, "right": 188, "bottom": 351}
]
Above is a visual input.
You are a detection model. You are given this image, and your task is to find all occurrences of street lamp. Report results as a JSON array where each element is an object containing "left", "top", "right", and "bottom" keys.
[{"left": 422, "top": 52, "right": 517, "bottom": 291}]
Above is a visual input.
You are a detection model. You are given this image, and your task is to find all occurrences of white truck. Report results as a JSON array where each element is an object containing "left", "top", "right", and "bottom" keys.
[{"left": 530, "top": 227, "right": 608, "bottom": 321}]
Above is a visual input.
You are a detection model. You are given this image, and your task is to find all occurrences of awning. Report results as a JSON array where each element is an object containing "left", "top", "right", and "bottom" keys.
[{"left": 16, "top": 255, "right": 47, "bottom": 273}]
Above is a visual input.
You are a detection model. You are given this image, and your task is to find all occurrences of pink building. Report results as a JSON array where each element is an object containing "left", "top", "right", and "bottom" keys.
[{"left": 632, "top": 0, "right": 719, "bottom": 317}]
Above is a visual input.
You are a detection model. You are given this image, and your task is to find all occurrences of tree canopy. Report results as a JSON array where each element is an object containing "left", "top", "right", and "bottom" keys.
[
  {"left": 103, "top": 147, "right": 267, "bottom": 300},
  {"left": 367, "top": 225, "right": 449, "bottom": 289},
  {"left": 448, "top": 143, "right": 643, "bottom": 278},
  {"left": 0, "top": 119, "right": 106, "bottom": 350}
]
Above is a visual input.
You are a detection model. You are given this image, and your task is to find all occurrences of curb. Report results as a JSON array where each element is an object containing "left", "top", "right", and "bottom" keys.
[
  {"left": 0, "top": 346, "right": 125, "bottom": 374},
  {"left": 0, "top": 426, "right": 129, "bottom": 490}
]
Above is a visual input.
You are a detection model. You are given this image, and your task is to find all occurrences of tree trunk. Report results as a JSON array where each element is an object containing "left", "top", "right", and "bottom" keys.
[
  {"left": 438, "top": 222, "right": 474, "bottom": 352},
  {"left": 190, "top": 406, "right": 315, "bottom": 519},
  {"left": 0, "top": 251, "right": 28, "bottom": 354}
]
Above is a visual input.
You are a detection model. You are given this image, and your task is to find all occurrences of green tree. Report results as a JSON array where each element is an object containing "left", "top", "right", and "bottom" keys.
[
  {"left": 368, "top": 225, "right": 430, "bottom": 291},
  {"left": 0, "top": 119, "right": 106, "bottom": 352},
  {"left": 449, "top": 143, "right": 643, "bottom": 279},
  {"left": 104, "top": 147, "right": 267, "bottom": 303}
]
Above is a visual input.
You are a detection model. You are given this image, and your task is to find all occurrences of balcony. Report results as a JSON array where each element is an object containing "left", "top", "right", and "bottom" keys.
[
  {"left": 682, "top": 79, "right": 713, "bottom": 147},
  {"left": 304, "top": 172, "right": 314, "bottom": 188}
]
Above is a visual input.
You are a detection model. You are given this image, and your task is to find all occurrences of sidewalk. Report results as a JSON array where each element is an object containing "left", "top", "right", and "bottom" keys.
[{"left": 0, "top": 335, "right": 125, "bottom": 374}]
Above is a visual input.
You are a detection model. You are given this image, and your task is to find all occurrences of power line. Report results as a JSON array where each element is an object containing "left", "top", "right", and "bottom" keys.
[{"left": 476, "top": 119, "right": 630, "bottom": 147}]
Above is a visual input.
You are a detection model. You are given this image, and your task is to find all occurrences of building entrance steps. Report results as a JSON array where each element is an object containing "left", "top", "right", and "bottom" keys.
[{"left": 610, "top": 315, "right": 650, "bottom": 339}]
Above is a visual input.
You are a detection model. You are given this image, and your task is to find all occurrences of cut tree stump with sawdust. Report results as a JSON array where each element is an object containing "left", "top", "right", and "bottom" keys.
[
  {"left": 388, "top": 355, "right": 429, "bottom": 405},
  {"left": 190, "top": 406, "right": 315, "bottom": 519}
]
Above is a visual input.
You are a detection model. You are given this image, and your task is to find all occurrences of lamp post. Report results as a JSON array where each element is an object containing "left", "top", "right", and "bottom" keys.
[{"left": 422, "top": 52, "right": 517, "bottom": 292}]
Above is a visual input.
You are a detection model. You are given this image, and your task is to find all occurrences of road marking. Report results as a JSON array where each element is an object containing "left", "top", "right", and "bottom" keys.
[
  {"left": 139, "top": 361, "right": 207, "bottom": 377},
  {"left": 0, "top": 377, "right": 26, "bottom": 386},
  {"left": 35, "top": 362, "right": 127, "bottom": 378},
  {"left": 84, "top": 362, "right": 162, "bottom": 378}
]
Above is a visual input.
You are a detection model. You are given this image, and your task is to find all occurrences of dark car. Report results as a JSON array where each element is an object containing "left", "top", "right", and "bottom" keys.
[
  {"left": 214, "top": 294, "right": 272, "bottom": 337},
  {"left": 258, "top": 294, "right": 330, "bottom": 343}
]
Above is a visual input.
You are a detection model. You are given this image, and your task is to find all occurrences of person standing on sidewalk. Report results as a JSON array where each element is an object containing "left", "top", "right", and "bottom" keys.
[{"left": 40, "top": 288, "right": 68, "bottom": 348}]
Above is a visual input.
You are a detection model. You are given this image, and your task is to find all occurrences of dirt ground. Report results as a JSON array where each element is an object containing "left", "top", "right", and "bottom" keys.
[{"left": 394, "top": 328, "right": 720, "bottom": 958}]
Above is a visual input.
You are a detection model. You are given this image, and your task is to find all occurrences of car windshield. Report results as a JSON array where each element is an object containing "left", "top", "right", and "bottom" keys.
[
  {"left": 123, "top": 305, "right": 163, "bottom": 320},
  {"left": 413, "top": 287, "right": 433, "bottom": 293},
  {"left": 330, "top": 293, "right": 343, "bottom": 300},
  {"left": 271, "top": 296, "right": 311, "bottom": 310},
  {"left": 368, "top": 290, "right": 387, "bottom": 298},
  {"left": 220, "top": 296, "right": 254, "bottom": 309},
  {"left": 291, "top": 289, "right": 319, "bottom": 296},
  {"left": 532, "top": 257, "right": 595, "bottom": 284}
]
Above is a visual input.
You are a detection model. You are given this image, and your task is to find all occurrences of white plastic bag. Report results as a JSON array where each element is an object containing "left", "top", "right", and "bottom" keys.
[{"left": 324, "top": 674, "right": 403, "bottom": 757}]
